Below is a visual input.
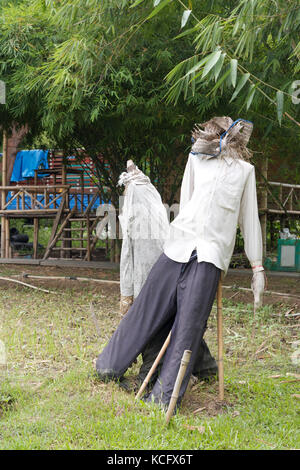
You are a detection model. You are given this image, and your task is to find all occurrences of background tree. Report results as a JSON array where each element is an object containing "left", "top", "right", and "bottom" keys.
[{"left": 0, "top": 0, "right": 299, "bottom": 205}]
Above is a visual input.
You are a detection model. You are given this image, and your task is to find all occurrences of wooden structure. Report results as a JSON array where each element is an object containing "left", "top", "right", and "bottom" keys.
[
  {"left": 0, "top": 142, "right": 107, "bottom": 261},
  {"left": 258, "top": 179, "right": 300, "bottom": 257}
]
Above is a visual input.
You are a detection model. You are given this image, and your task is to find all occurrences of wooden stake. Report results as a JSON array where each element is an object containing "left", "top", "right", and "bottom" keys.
[
  {"left": 165, "top": 349, "right": 191, "bottom": 425},
  {"left": 259, "top": 157, "right": 268, "bottom": 258},
  {"left": 135, "top": 331, "right": 171, "bottom": 400},
  {"left": 217, "top": 277, "right": 224, "bottom": 401},
  {"left": 86, "top": 213, "right": 91, "bottom": 261},
  {"left": 33, "top": 218, "right": 39, "bottom": 259},
  {"left": 5, "top": 217, "right": 9, "bottom": 258},
  {"left": 0, "top": 218, "right": 5, "bottom": 258},
  {"left": 1, "top": 130, "right": 8, "bottom": 258}
]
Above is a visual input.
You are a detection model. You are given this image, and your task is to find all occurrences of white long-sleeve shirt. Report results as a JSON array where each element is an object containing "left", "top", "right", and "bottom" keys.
[{"left": 164, "top": 152, "right": 263, "bottom": 273}]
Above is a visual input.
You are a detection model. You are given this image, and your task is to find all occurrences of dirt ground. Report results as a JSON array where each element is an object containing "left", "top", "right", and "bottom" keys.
[{"left": 0, "top": 263, "right": 298, "bottom": 309}]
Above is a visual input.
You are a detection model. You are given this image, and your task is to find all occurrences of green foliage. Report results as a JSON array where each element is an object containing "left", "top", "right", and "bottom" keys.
[
  {"left": 147, "top": 0, "right": 300, "bottom": 129},
  {"left": 0, "top": 0, "right": 299, "bottom": 203}
]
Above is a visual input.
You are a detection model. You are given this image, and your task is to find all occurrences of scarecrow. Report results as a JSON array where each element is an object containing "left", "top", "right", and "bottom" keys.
[
  {"left": 117, "top": 160, "right": 219, "bottom": 391},
  {"left": 96, "top": 117, "right": 265, "bottom": 408}
]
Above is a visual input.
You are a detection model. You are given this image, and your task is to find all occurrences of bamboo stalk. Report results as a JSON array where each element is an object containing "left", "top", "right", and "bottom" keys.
[
  {"left": 217, "top": 277, "right": 224, "bottom": 401},
  {"left": 1, "top": 218, "right": 5, "bottom": 258},
  {"left": 1, "top": 130, "right": 8, "bottom": 258},
  {"left": 86, "top": 213, "right": 91, "bottom": 261},
  {"left": 0, "top": 185, "right": 70, "bottom": 190},
  {"left": 33, "top": 218, "right": 39, "bottom": 259},
  {"left": 5, "top": 217, "right": 10, "bottom": 258},
  {"left": 0, "top": 276, "right": 55, "bottom": 293},
  {"left": 14, "top": 274, "right": 120, "bottom": 284},
  {"left": 165, "top": 349, "right": 191, "bottom": 425},
  {"left": 135, "top": 332, "right": 171, "bottom": 401}
]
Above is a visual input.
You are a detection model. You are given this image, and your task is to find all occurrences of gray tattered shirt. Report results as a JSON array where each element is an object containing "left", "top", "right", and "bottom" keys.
[{"left": 119, "top": 181, "right": 169, "bottom": 299}]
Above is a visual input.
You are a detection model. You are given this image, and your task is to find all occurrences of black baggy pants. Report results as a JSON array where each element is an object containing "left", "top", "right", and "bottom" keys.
[{"left": 96, "top": 253, "right": 220, "bottom": 406}]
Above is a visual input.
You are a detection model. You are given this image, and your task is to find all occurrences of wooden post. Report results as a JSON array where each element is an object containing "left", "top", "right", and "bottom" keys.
[
  {"left": 53, "top": 173, "right": 57, "bottom": 209},
  {"left": 33, "top": 218, "right": 39, "bottom": 259},
  {"left": 1, "top": 130, "right": 8, "bottom": 258},
  {"left": 135, "top": 332, "right": 171, "bottom": 401},
  {"left": 86, "top": 213, "right": 91, "bottom": 261},
  {"left": 5, "top": 217, "right": 9, "bottom": 258},
  {"left": 81, "top": 173, "right": 84, "bottom": 213},
  {"left": 217, "top": 277, "right": 224, "bottom": 401},
  {"left": 259, "top": 157, "right": 268, "bottom": 259},
  {"left": 165, "top": 350, "right": 191, "bottom": 425}
]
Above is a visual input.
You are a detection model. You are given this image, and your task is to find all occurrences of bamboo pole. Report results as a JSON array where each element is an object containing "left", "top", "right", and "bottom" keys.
[
  {"left": 259, "top": 157, "right": 268, "bottom": 258},
  {"left": 135, "top": 332, "right": 171, "bottom": 400},
  {"left": 86, "top": 213, "right": 91, "bottom": 261},
  {"left": 5, "top": 217, "right": 9, "bottom": 258},
  {"left": 217, "top": 277, "right": 224, "bottom": 401},
  {"left": 33, "top": 218, "right": 39, "bottom": 259},
  {"left": 1, "top": 130, "right": 8, "bottom": 258},
  {"left": 0, "top": 218, "right": 5, "bottom": 258},
  {"left": 165, "top": 349, "right": 191, "bottom": 425}
]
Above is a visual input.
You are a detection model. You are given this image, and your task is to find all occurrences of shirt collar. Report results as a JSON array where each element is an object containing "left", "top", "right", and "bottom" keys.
[{"left": 191, "top": 152, "right": 234, "bottom": 166}]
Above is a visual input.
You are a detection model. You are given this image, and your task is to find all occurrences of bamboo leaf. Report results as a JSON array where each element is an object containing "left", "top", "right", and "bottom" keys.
[
  {"left": 202, "top": 50, "right": 222, "bottom": 79},
  {"left": 174, "top": 24, "right": 200, "bottom": 40},
  {"left": 130, "top": 0, "right": 145, "bottom": 7},
  {"left": 214, "top": 52, "right": 226, "bottom": 82},
  {"left": 230, "top": 59, "right": 238, "bottom": 88},
  {"left": 230, "top": 72, "right": 250, "bottom": 102},
  {"left": 246, "top": 84, "right": 255, "bottom": 109},
  {"left": 147, "top": 0, "right": 171, "bottom": 19},
  {"left": 181, "top": 9, "right": 192, "bottom": 29},
  {"left": 207, "top": 68, "right": 231, "bottom": 96},
  {"left": 276, "top": 90, "right": 284, "bottom": 126}
]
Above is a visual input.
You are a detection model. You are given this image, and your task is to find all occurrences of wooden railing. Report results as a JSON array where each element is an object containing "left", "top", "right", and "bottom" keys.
[
  {"left": 0, "top": 185, "right": 70, "bottom": 214},
  {"left": 258, "top": 181, "right": 300, "bottom": 216}
]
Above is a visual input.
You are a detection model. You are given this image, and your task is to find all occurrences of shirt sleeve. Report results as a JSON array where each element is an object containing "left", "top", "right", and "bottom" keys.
[
  {"left": 238, "top": 166, "right": 263, "bottom": 268},
  {"left": 119, "top": 187, "right": 134, "bottom": 297},
  {"left": 179, "top": 154, "right": 194, "bottom": 212}
]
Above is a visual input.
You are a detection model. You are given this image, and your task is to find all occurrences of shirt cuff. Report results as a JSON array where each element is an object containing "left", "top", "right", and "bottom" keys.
[
  {"left": 120, "top": 288, "right": 134, "bottom": 297},
  {"left": 251, "top": 261, "right": 264, "bottom": 273}
]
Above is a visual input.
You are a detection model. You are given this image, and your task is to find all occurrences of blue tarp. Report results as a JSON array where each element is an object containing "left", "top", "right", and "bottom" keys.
[
  {"left": 11, "top": 150, "right": 49, "bottom": 182},
  {"left": 5, "top": 192, "right": 102, "bottom": 212}
]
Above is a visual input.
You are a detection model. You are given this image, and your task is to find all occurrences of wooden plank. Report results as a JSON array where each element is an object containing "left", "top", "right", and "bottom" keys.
[
  {"left": 59, "top": 237, "right": 90, "bottom": 241},
  {"left": 43, "top": 188, "right": 68, "bottom": 209},
  {"left": 1, "top": 185, "right": 70, "bottom": 190},
  {"left": 51, "top": 247, "right": 87, "bottom": 251},
  {"left": 3, "top": 190, "right": 21, "bottom": 210},
  {"left": 43, "top": 199, "right": 66, "bottom": 259},
  {"left": 83, "top": 192, "right": 98, "bottom": 216},
  {"left": 0, "top": 210, "right": 59, "bottom": 216},
  {"left": 84, "top": 215, "right": 103, "bottom": 261},
  {"left": 43, "top": 206, "right": 76, "bottom": 259}
]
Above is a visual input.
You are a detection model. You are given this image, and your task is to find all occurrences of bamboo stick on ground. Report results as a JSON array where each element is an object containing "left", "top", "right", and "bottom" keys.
[
  {"left": 0, "top": 276, "right": 55, "bottom": 294},
  {"left": 135, "top": 331, "right": 171, "bottom": 400},
  {"left": 165, "top": 349, "right": 191, "bottom": 425}
]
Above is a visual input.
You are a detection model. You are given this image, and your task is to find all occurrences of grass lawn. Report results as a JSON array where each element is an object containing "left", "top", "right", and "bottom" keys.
[{"left": 0, "top": 277, "right": 299, "bottom": 450}]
